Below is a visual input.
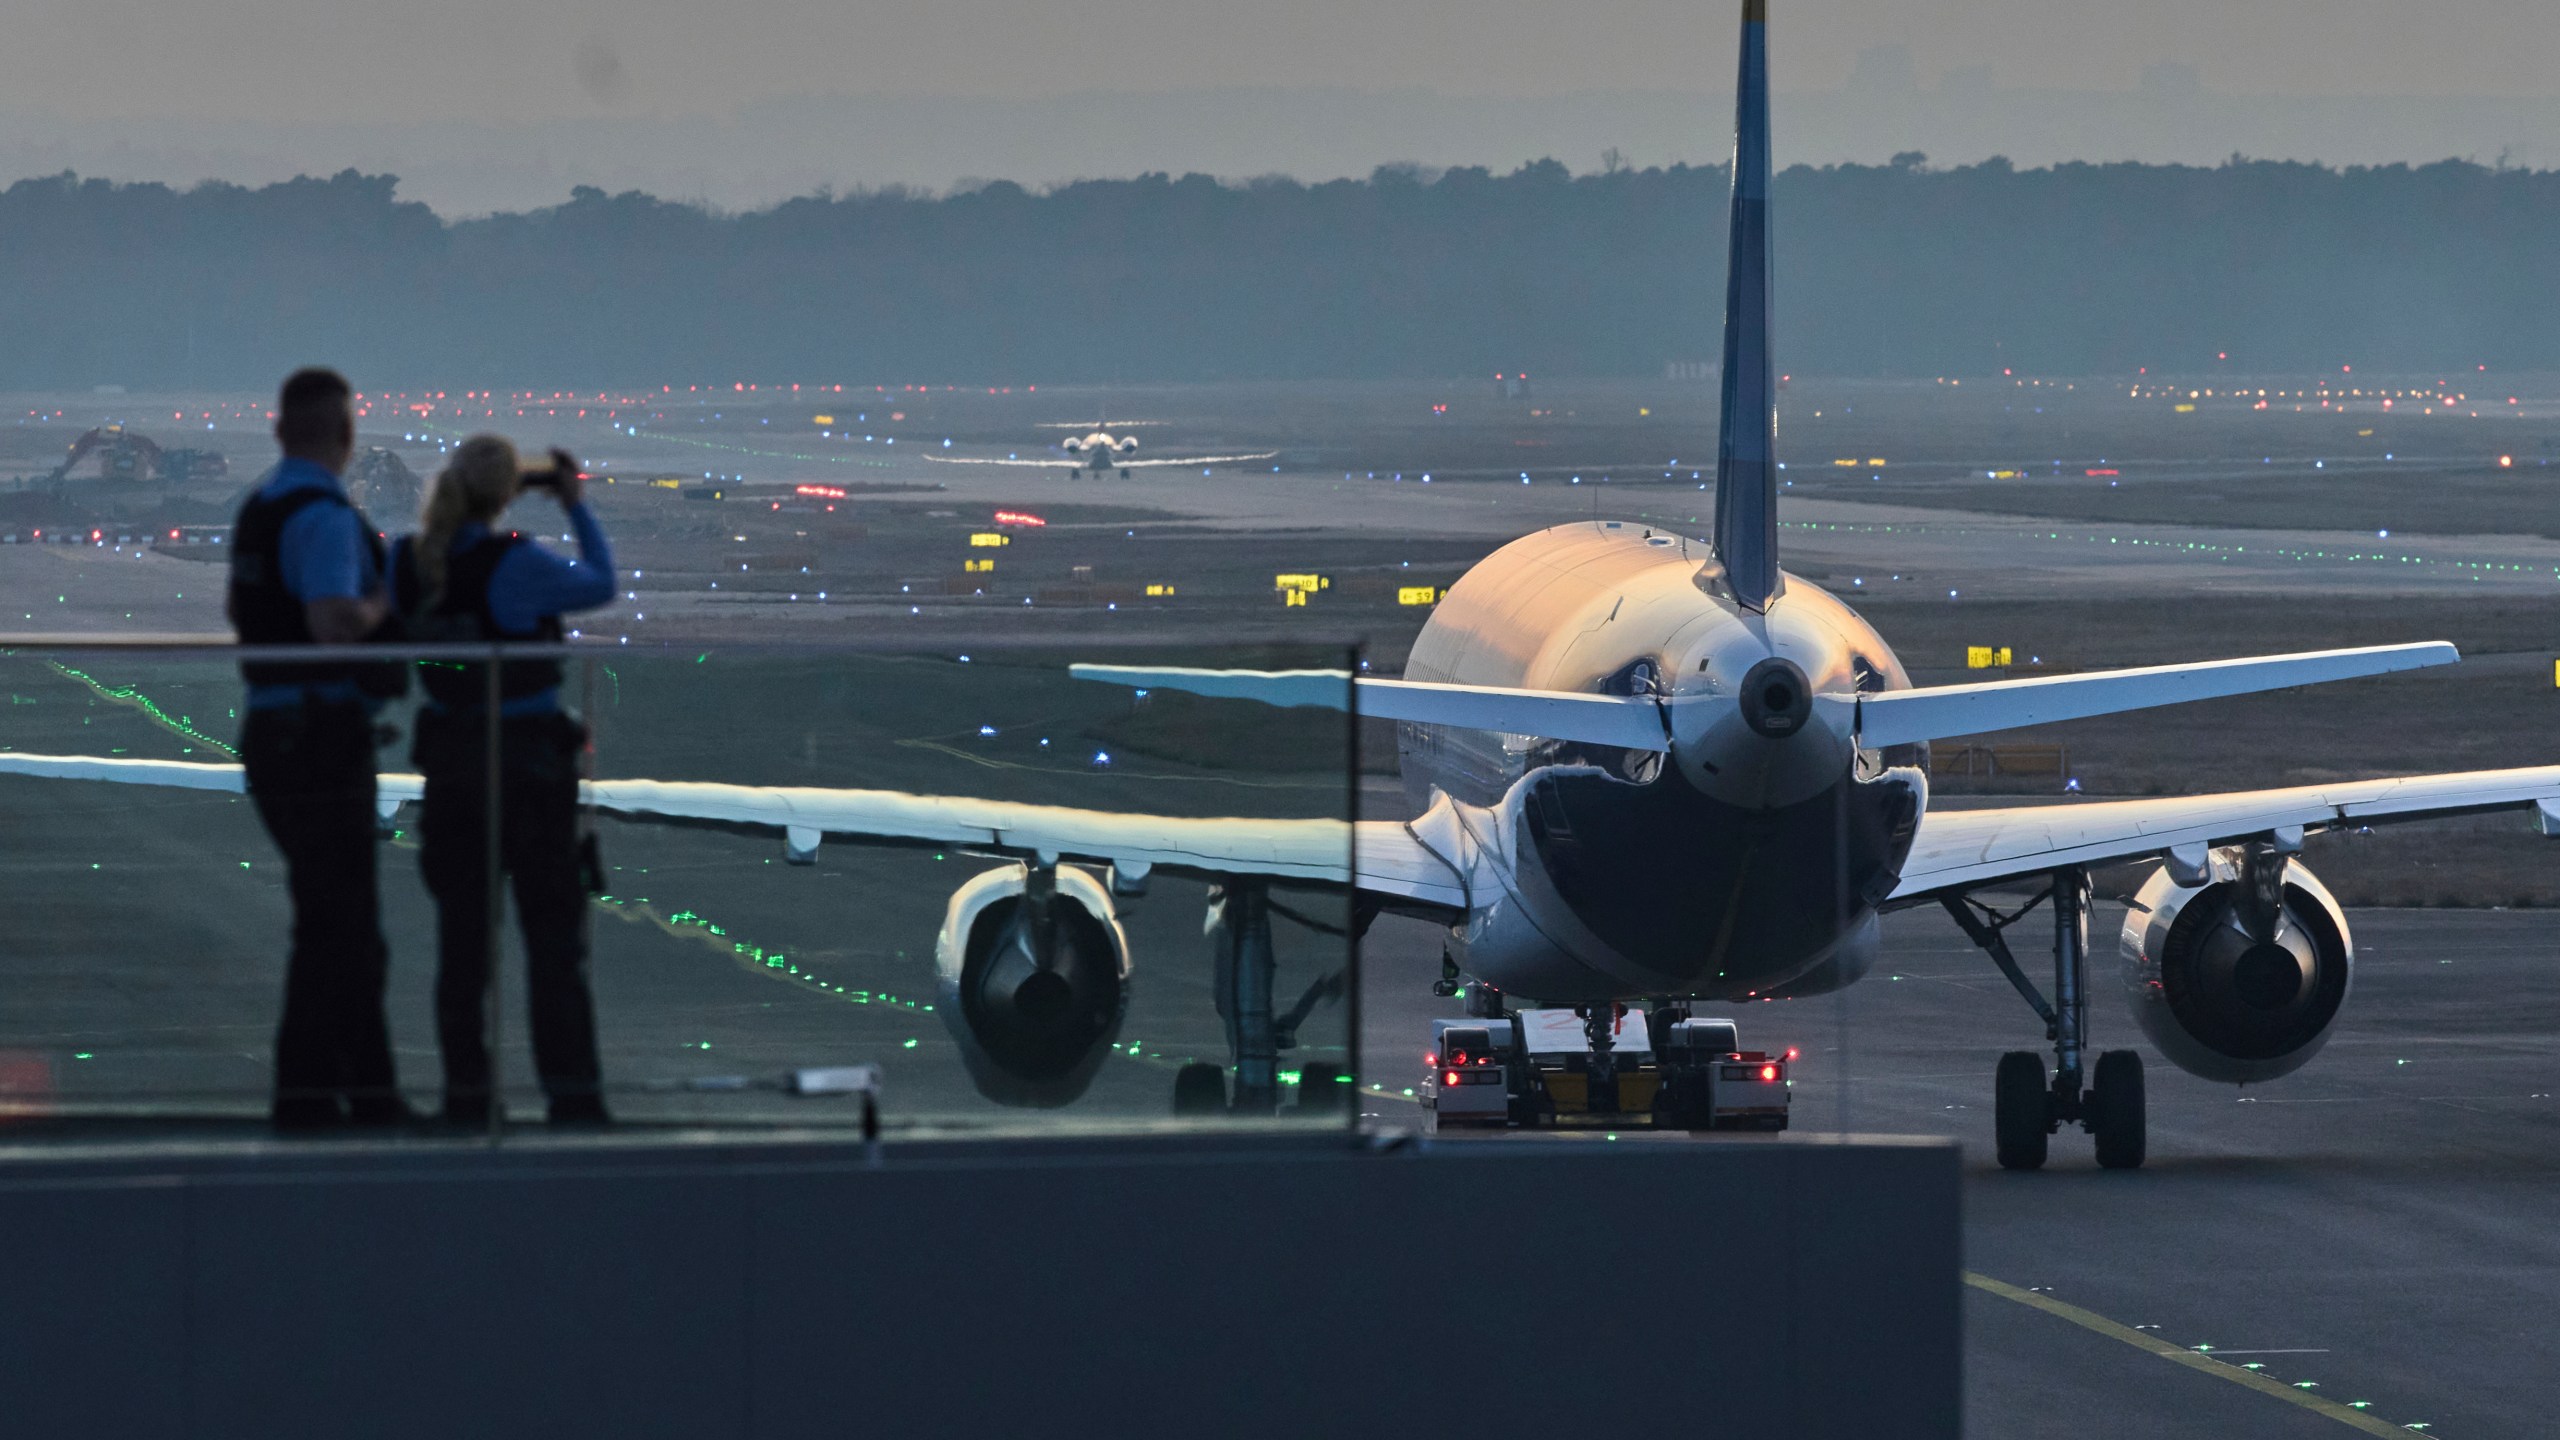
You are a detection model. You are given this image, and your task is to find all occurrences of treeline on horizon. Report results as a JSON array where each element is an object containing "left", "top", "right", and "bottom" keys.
[{"left": 0, "top": 154, "right": 2552, "bottom": 390}]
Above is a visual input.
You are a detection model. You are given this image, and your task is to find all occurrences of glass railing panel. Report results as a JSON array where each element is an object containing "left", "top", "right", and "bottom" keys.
[
  {"left": 577, "top": 641, "right": 1361, "bottom": 1136},
  {"left": 0, "top": 642, "right": 497, "bottom": 1130},
  {"left": 0, "top": 637, "right": 1362, "bottom": 1144}
]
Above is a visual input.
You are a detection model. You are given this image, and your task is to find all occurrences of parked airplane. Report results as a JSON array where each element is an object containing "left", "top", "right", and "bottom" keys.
[
  {"left": 927, "top": 416, "right": 1275, "bottom": 477},
  {"left": 11, "top": 0, "right": 2559, "bottom": 1167}
]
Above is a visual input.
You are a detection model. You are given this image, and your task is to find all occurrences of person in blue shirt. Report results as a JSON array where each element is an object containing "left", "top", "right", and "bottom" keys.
[
  {"left": 227, "top": 367, "right": 413, "bottom": 1130},
  {"left": 391, "top": 435, "right": 617, "bottom": 1125}
]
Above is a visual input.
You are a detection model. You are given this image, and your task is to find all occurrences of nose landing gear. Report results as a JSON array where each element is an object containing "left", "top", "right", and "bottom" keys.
[{"left": 1944, "top": 870, "right": 2147, "bottom": 1171}]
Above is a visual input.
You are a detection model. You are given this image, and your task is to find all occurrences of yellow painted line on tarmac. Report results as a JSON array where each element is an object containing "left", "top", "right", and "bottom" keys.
[{"left": 1963, "top": 1272, "right": 2423, "bottom": 1436}]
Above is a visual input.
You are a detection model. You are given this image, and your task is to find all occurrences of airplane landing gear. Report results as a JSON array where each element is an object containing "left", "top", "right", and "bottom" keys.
[
  {"left": 1182, "top": 881, "right": 1350, "bottom": 1119},
  {"left": 1209, "top": 881, "right": 1280, "bottom": 1115},
  {"left": 1944, "top": 869, "right": 2147, "bottom": 1171}
]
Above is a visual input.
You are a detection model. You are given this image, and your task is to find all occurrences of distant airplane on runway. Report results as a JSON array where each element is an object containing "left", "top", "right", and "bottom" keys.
[
  {"left": 16, "top": 0, "right": 2560, "bottom": 1168},
  {"left": 927, "top": 414, "right": 1275, "bottom": 478}
]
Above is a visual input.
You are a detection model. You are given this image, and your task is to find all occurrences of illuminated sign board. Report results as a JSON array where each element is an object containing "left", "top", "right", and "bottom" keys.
[
  {"left": 969, "top": 533, "right": 1010, "bottom": 548},
  {"left": 813, "top": 414, "right": 835, "bottom": 425},
  {"left": 965, "top": 558, "right": 996, "bottom": 573},
  {"left": 1966, "top": 646, "right": 2014, "bottom": 669},
  {"left": 1273, "top": 573, "right": 1329, "bottom": 592},
  {"left": 1397, "top": 586, "right": 1440, "bottom": 606},
  {"left": 1145, "top": 583, "right": 1177, "bottom": 597}
]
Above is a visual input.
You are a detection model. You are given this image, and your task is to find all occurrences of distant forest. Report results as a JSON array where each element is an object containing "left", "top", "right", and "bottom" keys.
[{"left": 1, "top": 155, "right": 2554, "bottom": 389}]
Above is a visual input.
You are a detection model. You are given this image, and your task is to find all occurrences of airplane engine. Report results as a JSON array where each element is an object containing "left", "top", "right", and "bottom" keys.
[
  {"left": 934, "top": 863, "right": 1131, "bottom": 1107},
  {"left": 1114, "top": 436, "right": 1139, "bottom": 454},
  {"left": 2118, "top": 852, "right": 2352, "bottom": 1084}
]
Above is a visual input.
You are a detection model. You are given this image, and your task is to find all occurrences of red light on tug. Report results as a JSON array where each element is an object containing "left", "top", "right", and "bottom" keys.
[{"left": 1760, "top": 1064, "right": 1779, "bottom": 1082}]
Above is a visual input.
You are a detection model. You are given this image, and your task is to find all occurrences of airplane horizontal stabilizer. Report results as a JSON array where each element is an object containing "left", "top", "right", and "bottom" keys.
[
  {"left": 1069, "top": 664, "right": 1672, "bottom": 752},
  {"left": 1855, "top": 641, "right": 2458, "bottom": 748}
]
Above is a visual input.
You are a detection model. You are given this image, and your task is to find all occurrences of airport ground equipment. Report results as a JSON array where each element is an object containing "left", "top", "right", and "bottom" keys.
[
  {"left": 158, "top": 448, "right": 228, "bottom": 483},
  {"left": 1421, "top": 1007, "right": 1790, "bottom": 1132},
  {"left": 345, "top": 447, "right": 422, "bottom": 517},
  {"left": 48, "top": 425, "right": 162, "bottom": 484}
]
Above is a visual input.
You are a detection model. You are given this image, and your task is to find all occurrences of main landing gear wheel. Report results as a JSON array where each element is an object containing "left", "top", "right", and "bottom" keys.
[
  {"left": 1952, "top": 870, "right": 2150, "bottom": 1170},
  {"left": 1173, "top": 1061, "right": 1227, "bottom": 1117},
  {"left": 1994, "top": 1050, "right": 2051, "bottom": 1171},
  {"left": 2089, "top": 1049, "right": 2146, "bottom": 1170}
]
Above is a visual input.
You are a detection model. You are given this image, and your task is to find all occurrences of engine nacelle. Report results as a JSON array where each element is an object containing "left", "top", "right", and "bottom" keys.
[
  {"left": 935, "top": 863, "right": 1131, "bottom": 1107},
  {"left": 1113, "top": 435, "right": 1139, "bottom": 454},
  {"left": 2119, "top": 851, "right": 2353, "bottom": 1084}
]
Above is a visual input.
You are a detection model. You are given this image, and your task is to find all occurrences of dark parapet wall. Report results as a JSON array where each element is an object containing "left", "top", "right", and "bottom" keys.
[
  {"left": 0, "top": 1132, "right": 1961, "bottom": 1438},
  {"left": 1, "top": 157, "right": 2554, "bottom": 389}
]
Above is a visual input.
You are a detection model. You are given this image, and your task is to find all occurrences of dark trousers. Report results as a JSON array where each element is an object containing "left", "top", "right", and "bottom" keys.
[
  {"left": 415, "top": 710, "right": 602, "bottom": 1111},
  {"left": 241, "top": 701, "right": 401, "bottom": 1122}
]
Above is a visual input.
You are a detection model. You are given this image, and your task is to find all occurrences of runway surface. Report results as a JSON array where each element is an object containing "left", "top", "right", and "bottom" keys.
[
  {"left": 1362, "top": 904, "right": 2560, "bottom": 1439},
  {"left": 6, "top": 377, "right": 2559, "bottom": 1436}
]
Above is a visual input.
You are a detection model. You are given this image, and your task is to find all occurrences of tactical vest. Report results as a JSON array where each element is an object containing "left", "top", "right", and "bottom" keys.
[
  {"left": 228, "top": 483, "right": 406, "bottom": 696},
  {"left": 393, "top": 531, "right": 566, "bottom": 710}
]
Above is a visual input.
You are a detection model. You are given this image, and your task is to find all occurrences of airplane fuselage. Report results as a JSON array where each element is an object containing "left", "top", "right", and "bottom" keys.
[
  {"left": 1065, "top": 432, "right": 1131, "bottom": 471},
  {"left": 1397, "top": 520, "right": 1927, "bottom": 1004}
]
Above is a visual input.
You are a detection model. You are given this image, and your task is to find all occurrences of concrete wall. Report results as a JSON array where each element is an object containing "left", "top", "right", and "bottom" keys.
[{"left": 0, "top": 1132, "right": 1959, "bottom": 1438}]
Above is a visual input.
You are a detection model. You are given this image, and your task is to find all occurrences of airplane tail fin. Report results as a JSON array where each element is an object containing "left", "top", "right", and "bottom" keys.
[{"left": 1711, "top": 0, "right": 1779, "bottom": 611}]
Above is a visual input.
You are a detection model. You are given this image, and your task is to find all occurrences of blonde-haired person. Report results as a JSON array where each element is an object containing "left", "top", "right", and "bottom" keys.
[{"left": 391, "top": 436, "right": 616, "bottom": 1126}]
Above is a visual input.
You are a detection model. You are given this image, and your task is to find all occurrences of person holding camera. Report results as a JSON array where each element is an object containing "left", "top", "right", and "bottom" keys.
[
  {"left": 228, "top": 367, "right": 414, "bottom": 1131},
  {"left": 391, "top": 436, "right": 616, "bottom": 1126}
]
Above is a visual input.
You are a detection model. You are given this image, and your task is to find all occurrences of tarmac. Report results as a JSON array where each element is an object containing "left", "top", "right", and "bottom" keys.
[
  {"left": 1363, "top": 904, "right": 2560, "bottom": 1438},
  {"left": 4, "top": 376, "right": 2557, "bottom": 1436}
]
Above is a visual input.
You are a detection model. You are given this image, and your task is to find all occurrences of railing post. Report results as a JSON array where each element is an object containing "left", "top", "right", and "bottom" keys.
[{"left": 483, "top": 642, "right": 504, "bottom": 1145}]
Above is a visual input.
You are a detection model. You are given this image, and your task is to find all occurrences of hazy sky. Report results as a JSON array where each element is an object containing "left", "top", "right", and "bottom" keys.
[{"left": 11, "top": 0, "right": 2555, "bottom": 126}]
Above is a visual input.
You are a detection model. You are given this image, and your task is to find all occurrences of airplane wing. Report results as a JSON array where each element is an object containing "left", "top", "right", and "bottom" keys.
[
  {"left": 1889, "top": 764, "right": 2560, "bottom": 903},
  {"left": 1112, "top": 453, "right": 1277, "bottom": 469},
  {"left": 920, "top": 455, "right": 1082, "bottom": 468},
  {"left": 920, "top": 452, "right": 1278, "bottom": 469},
  {"left": 0, "top": 754, "right": 1469, "bottom": 914}
]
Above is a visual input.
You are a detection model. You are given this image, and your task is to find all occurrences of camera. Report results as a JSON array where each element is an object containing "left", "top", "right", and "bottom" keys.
[{"left": 518, "top": 448, "right": 579, "bottom": 491}]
